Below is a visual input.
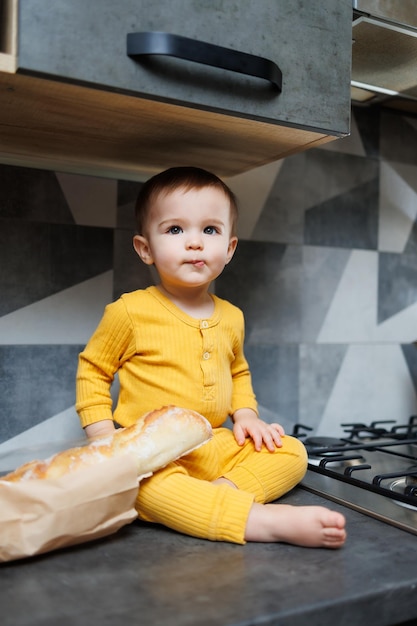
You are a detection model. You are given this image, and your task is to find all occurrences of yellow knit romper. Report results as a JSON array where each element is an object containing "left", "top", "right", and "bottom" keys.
[{"left": 76, "top": 287, "right": 307, "bottom": 544}]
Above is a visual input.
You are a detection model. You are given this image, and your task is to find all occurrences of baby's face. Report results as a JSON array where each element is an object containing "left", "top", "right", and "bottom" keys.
[{"left": 139, "top": 186, "right": 238, "bottom": 290}]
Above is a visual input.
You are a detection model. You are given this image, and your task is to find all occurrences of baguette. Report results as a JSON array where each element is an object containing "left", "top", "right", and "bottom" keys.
[{"left": 1, "top": 406, "right": 212, "bottom": 483}]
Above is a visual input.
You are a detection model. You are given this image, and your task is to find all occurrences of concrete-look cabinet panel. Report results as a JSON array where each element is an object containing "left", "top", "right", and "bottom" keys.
[
  {"left": 18, "top": 0, "right": 351, "bottom": 135},
  {"left": 0, "top": 0, "right": 352, "bottom": 179}
]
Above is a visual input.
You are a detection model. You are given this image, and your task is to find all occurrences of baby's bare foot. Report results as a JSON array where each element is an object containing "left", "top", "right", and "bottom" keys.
[{"left": 245, "top": 503, "right": 346, "bottom": 548}]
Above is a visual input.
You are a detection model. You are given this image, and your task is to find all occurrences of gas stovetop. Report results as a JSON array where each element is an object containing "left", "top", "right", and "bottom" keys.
[{"left": 294, "top": 417, "right": 417, "bottom": 536}]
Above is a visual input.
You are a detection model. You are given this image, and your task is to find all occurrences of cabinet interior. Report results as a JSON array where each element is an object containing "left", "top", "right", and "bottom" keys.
[{"left": 0, "top": 0, "right": 17, "bottom": 70}]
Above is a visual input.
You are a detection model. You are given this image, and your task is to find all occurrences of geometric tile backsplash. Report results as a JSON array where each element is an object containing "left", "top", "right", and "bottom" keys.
[{"left": 0, "top": 106, "right": 417, "bottom": 456}]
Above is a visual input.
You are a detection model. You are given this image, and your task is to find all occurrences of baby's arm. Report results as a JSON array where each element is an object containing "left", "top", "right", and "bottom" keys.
[
  {"left": 232, "top": 408, "right": 285, "bottom": 452},
  {"left": 76, "top": 298, "right": 135, "bottom": 432},
  {"left": 84, "top": 419, "right": 116, "bottom": 440}
]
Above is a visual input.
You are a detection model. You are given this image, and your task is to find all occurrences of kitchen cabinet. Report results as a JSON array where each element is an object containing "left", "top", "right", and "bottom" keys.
[{"left": 0, "top": 0, "right": 352, "bottom": 179}]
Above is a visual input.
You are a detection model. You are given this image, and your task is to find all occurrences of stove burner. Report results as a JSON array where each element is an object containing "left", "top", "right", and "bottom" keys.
[
  {"left": 304, "top": 436, "right": 348, "bottom": 458},
  {"left": 304, "top": 436, "right": 346, "bottom": 449},
  {"left": 389, "top": 479, "right": 417, "bottom": 510},
  {"left": 386, "top": 466, "right": 417, "bottom": 502},
  {"left": 305, "top": 436, "right": 349, "bottom": 455}
]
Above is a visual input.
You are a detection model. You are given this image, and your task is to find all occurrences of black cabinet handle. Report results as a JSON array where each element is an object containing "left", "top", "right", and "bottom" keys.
[{"left": 127, "top": 31, "right": 282, "bottom": 92}]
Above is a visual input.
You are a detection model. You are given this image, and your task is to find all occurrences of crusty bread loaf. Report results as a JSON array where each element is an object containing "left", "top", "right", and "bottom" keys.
[{"left": 1, "top": 406, "right": 212, "bottom": 483}]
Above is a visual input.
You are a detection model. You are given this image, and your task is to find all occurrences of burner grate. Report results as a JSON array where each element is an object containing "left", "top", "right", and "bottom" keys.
[
  {"left": 294, "top": 419, "right": 417, "bottom": 534},
  {"left": 308, "top": 457, "right": 417, "bottom": 509}
]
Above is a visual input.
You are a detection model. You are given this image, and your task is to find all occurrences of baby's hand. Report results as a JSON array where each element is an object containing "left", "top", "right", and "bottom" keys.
[{"left": 232, "top": 409, "right": 285, "bottom": 452}]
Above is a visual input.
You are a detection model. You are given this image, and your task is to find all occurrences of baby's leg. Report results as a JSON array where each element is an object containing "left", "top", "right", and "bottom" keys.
[
  {"left": 245, "top": 502, "right": 346, "bottom": 548},
  {"left": 136, "top": 461, "right": 254, "bottom": 543},
  {"left": 218, "top": 431, "right": 308, "bottom": 503},
  {"left": 213, "top": 431, "right": 346, "bottom": 548},
  {"left": 213, "top": 478, "right": 346, "bottom": 548}
]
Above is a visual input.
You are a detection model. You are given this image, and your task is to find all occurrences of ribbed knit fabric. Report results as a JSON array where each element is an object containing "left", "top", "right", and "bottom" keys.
[
  {"left": 76, "top": 286, "right": 308, "bottom": 543},
  {"left": 136, "top": 428, "right": 308, "bottom": 544},
  {"left": 137, "top": 468, "right": 255, "bottom": 544},
  {"left": 220, "top": 431, "right": 308, "bottom": 503},
  {"left": 76, "top": 286, "right": 257, "bottom": 428}
]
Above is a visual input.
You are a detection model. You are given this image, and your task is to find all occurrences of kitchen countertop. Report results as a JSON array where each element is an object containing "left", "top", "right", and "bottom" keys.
[{"left": 1, "top": 487, "right": 417, "bottom": 626}]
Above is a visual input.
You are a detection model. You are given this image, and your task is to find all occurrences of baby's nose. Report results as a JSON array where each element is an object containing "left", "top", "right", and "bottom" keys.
[{"left": 186, "top": 234, "right": 203, "bottom": 249}]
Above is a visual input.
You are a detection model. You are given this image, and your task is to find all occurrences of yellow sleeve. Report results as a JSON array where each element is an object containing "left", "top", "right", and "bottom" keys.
[
  {"left": 229, "top": 307, "right": 258, "bottom": 416},
  {"left": 231, "top": 352, "right": 258, "bottom": 416},
  {"left": 75, "top": 298, "right": 136, "bottom": 428}
]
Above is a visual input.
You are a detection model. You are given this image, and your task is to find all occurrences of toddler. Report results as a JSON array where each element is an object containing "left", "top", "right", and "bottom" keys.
[{"left": 76, "top": 167, "right": 346, "bottom": 548}]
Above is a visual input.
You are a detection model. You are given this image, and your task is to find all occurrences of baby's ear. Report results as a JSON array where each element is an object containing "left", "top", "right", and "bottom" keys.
[
  {"left": 226, "top": 236, "right": 238, "bottom": 264},
  {"left": 133, "top": 235, "right": 154, "bottom": 265}
]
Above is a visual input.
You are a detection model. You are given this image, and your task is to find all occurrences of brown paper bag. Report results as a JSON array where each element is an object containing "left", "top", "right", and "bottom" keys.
[{"left": 0, "top": 454, "right": 140, "bottom": 562}]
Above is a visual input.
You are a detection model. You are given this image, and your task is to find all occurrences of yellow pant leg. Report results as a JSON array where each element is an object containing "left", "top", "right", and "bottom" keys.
[
  {"left": 213, "top": 428, "right": 308, "bottom": 503},
  {"left": 135, "top": 428, "right": 307, "bottom": 543},
  {"left": 136, "top": 460, "right": 254, "bottom": 544}
]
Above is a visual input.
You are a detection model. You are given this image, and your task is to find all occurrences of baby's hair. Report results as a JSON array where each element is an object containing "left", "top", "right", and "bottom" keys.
[{"left": 134, "top": 167, "right": 239, "bottom": 236}]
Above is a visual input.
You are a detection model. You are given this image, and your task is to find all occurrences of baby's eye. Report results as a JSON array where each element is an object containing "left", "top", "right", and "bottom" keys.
[
  {"left": 204, "top": 226, "right": 219, "bottom": 235},
  {"left": 168, "top": 225, "right": 182, "bottom": 234}
]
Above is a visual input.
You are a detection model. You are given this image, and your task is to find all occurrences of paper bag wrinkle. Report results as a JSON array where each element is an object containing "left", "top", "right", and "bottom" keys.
[{"left": 0, "top": 454, "right": 140, "bottom": 562}]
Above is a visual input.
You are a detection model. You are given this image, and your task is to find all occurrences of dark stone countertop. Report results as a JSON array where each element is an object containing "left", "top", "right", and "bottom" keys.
[{"left": 2, "top": 487, "right": 417, "bottom": 626}]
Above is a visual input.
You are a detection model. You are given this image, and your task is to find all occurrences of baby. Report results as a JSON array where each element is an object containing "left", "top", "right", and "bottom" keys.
[{"left": 76, "top": 166, "right": 346, "bottom": 548}]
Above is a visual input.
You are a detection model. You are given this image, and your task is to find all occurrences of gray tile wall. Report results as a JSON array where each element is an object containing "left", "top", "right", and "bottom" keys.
[{"left": 0, "top": 106, "right": 416, "bottom": 455}]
